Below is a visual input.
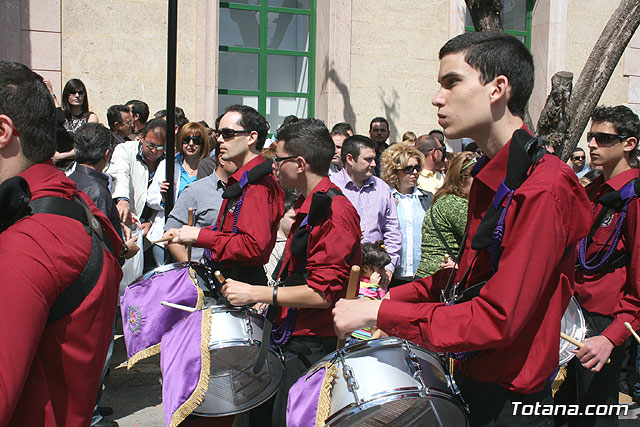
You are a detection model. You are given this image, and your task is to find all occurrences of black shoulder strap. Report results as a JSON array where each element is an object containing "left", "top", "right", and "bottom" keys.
[
  {"left": 222, "top": 158, "right": 275, "bottom": 200},
  {"left": 28, "top": 196, "right": 114, "bottom": 325}
]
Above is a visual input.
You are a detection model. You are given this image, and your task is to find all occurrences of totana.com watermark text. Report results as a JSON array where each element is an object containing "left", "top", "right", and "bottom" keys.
[{"left": 512, "top": 402, "right": 628, "bottom": 417}]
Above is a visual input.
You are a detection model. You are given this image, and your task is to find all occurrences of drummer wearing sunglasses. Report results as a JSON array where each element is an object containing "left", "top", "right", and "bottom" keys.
[{"left": 555, "top": 105, "right": 640, "bottom": 425}]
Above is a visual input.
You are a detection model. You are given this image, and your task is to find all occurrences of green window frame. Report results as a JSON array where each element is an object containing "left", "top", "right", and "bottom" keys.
[
  {"left": 465, "top": 0, "right": 534, "bottom": 49},
  {"left": 218, "top": 1, "right": 316, "bottom": 131}
]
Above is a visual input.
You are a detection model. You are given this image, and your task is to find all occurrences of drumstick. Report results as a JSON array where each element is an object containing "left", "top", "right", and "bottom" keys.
[
  {"left": 214, "top": 270, "right": 226, "bottom": 285},
  {"left": 560, "top": 332, "right": 610, "bottom": 364},
  {"left": 161, "top": 300, "right": 197, "bottom": 313},
  {"left": 624, "top": 322, "right": 640, "bottom": 344},
  {"left": 187, "top": 208, "right": 194, "bottom": 262},
  {"left": 337, "top": 265, "right": 361, "bottom": 350},
  {"left": 150, "top": 235, "right": 174, "bottom": 245},
  {"left": 371, "top": 328, "right": 384, "bottom": 339}
]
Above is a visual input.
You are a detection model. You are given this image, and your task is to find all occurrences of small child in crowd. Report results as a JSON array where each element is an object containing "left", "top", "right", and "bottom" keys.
[{"left": 350, "top": 240, "right": 392, "bottom": 342}]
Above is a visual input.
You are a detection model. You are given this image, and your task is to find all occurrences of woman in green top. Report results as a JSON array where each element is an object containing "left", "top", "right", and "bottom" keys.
[{"left": 415, "top": 152, "right": 477, "bottom": 278}]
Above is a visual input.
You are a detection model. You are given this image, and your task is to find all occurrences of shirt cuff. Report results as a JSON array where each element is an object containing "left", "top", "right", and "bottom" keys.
[
  {"left": 377, "top": 299, "right": 420, "bottom": 342},
  {"left": 602, "top": 318, "right": 632, "bottom": 347}
]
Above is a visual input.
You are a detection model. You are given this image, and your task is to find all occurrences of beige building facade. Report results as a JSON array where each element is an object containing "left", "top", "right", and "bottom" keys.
[{"left": 1, "top": 0, "right": 638, "bottom": 145}]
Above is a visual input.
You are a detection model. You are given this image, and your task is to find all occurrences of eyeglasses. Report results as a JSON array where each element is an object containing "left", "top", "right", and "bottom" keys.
[
  {"left": 398, "top": 164, "right": 421, "bottom": 174},
  {"left": 71, "top": 90, "right": 85, "bottom": 96},
  {"left": 214, "top": 128, "right": 252, "bottom": 139},
  {"left": 587, "top": 132, "right": 629, "bottom": 146},
  {"left": 273, "top": 155, "right": 297, "bottom": 164},
  {"left": 430, "top": 145, "right": 446, "bottom": 155},
  {"left": 145, "top": 140, "right": 165, "bottom": 151},
  {"left": 572, "top": 155, "right": 585, "bottom": 160},
  {"left": 182, "top": 135, "right": 202, "bottom": 146}
]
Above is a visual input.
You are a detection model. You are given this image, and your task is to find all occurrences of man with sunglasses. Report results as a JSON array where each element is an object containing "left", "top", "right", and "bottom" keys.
[
  {"left": 108, "top": 118, "right": 166, "bottom": 252},
  {"left": 106, "top": 104, "right": 134, "bottom": 146},
  {"left": 571, "top": 147, "right": 591, "bottom": 178},
  {"left": 416, "top": 134, "right": 446, "bottom": 194},
  {"left": 555, "top": 105, "right": 640, "bottom": 426},
  {"left": 166, "top": 105, "right": 284, "bottom": 286}
]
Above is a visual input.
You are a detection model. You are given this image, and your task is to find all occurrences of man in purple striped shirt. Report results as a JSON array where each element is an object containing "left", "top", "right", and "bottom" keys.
[{"left": 330, "top": 135, "right": 402, "bottom": 286}]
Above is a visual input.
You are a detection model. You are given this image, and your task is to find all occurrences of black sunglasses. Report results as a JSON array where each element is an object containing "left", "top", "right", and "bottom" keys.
[
  {"left": 273, "top": 155, "right": 297, "bottom": 164},
  {"left": 587, "top": 132, "right": 629, "bottom": 146},
  {"left": 182, "top": 135, "right": 202, "bottom": 145},
  {"left": 572, "top": 155, "right": 585, "bottom": 160},
  {"left": 214, "top": 128, "right": 252, "bottom": 139},
  {"left": 431, "top": 145, "right": 446, "bottom": 155},
  {"left": 398, "top": 164, "right": 421, "bottom": 174}
]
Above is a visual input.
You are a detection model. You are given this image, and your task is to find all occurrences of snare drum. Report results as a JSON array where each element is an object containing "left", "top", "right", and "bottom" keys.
[
  {"left": 559, "top": 296, "right": 586, "bottom": 366},
  {"left": 303, "top": 337, "right": 468, "bottom": 426},
  {"left": 192, "top": 303, "right": 284, "bottom": 416}
]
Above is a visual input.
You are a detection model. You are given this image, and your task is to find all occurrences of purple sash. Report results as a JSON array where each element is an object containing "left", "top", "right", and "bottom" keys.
[
  {"left": 120, "top": 266, "right": 204, "bottom": 367},
  {"left": 287, "top": 363, "right": 337, "bottom": 427},
  {"left": 161, "top": 308, "right": 212, "bottom": 427}
]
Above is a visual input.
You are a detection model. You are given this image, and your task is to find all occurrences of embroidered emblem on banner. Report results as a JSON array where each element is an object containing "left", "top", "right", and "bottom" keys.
[
  {"left": 600, "top": 211, "right": 614, "bottom": 228},
  {"left": 127, "top": 305, "right": 143, "bottom": 334}
]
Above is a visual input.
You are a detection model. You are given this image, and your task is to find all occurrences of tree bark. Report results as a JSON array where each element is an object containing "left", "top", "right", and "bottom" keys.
[
  {"left": 537, "top": 71, "right": 573, "bottom": 152},
  {"left": 561, "top": 0, "right": 640, "bottom": 161},
  {"left": 466, "top": 0, "right": 503, "bottom": 32}
]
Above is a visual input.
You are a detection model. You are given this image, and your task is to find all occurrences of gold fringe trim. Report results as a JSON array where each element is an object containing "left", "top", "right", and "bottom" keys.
[
  {"left": 127, "top": 343, "right": 161, "bottom": 370},
  {"left": 190, "top": 266, "right": 205, "bottom": 310},
  {"left": 316, "top": 363, "right": 338, "bottom": 427},
  {"left": 169, "top": 308, "right": 212, "bottom": 427},
  {"left": 551, "top": 366, "right": 567, "bottom": 398}
]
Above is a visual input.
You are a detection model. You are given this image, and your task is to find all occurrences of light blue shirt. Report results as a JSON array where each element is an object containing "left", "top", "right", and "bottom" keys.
[{"left": 393, "top": 188, "right": 427, "bottom": 279}]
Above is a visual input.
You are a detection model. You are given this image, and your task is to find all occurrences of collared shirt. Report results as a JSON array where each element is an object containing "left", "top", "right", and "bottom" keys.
[
  {"left": 574, "top": 164, "right": 591, "bottom": 179},
  {"left": 165, "top": 170, "right": 226, "bottom": 262},
  {"left": 2, "top": 162, "right": 122, "bottom": 426},
  {"left": 377, "top": 129, "right": 592, "bottom": 394},
  {"left": 196, "top": 154, "right": 284, "bottom": 268},
  {"left": 330, "top": 168, "right": 402, "bottom": 271},
  {"left": 136, "top": 143, "right": 165, "bottom": 185},
  {"left": 417, "top": 169, "right": 444, "bottom": 194},
  {"left": 575, "top": 168, "right": 640, "bottom": 346},
  {"left": 277, "top": 177, "right": 362, "bottom": 337},
  {"left": 393, "top": 187, "right": 427, "bottom": 279}
]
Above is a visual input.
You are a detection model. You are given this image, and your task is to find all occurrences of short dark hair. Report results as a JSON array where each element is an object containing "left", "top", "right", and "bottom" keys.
[
  {"left": 107, "top": 104, "right": 130, "bottom": 130},
  {"left": 415, "top": 134, "right": 440, "bottom": 156},
  {"left": 572, "top": 147, "right": 585, "bottom": 155},
  {"left": 341, "top": 135, "right": 377, "bottom": 165},
  {"left": 331, "top": 122, "right": 353, "bottom": 137},
  {"left": 361, "top": 240, "right": 391, "bottom": 269},
  {"left": 369, "top": 117, "right": 389, "bottom": 131},
  {"left": 223, "top": 104, "right": 269, "bottom": 151},
  {"left": 141, "top": 118, "right": 167, "bottom": 141},
  {"left": 61, "top": 78, "right": 90, "bottom": 119},
  {"left": 73, "top": 123, "right": 114, "bottom": 165},
  {"left": 0, "top": 61, "right": 56, "bottom": 164},
  {"left": 439, "top": 32, "right": 534, "bottom": 118},
  {"left": 277, "top": 118, "right": 334, "bottom": 175},
  {"left": 591, "top": 105, "right": 640, "bottom": 139},
  {"left": 126, "top": 100, "right": 149, "bottom": 124}
]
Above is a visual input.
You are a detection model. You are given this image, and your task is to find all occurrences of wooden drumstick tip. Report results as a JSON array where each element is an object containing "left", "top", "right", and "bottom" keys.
[
  {"left": 624, "top": 322, "right": 640, "bottom": 344},
  {"left": 214, "top": 270, "right": 226, "bottom": 284},
  {"left": 150, "top": 235, "right": 174, "bottom": 245}
]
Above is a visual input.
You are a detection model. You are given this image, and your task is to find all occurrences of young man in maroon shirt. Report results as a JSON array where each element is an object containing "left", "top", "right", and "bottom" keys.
[
  {"left": 333, "top": 32, "right": 592, "bottom": 426},
  {"left": 166, "top": 105, "right": 284, "bottom": 285},
  {"left": 555, "top": 105, "right": 640, "bottom": 426},
  {"left": 220, "top": 118, "right": 361, "bottom": 426}
]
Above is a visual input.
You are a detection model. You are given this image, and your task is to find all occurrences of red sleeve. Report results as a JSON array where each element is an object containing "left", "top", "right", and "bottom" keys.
[
  {"left": 378, "top": 178, "right": 588, "bottom": 352},
  {"left": 603, "top": 199, "right": 640, "bottom": 346},
  {"left": 304, "top": 200, "right": 361, "bottom": 304},
  {"left": 196, "top": 182, "right": 284, "bottom": 264},
  {"left": 389, "top": 270, "right": 453, "bottom": 303},
  {"left": 0, "top": 219, "right": 89, "bottom": 422}
]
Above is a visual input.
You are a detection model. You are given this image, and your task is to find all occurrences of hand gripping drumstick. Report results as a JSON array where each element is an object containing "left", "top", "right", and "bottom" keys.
[
  {"left": 560, "top": 332, "right": 610, "bottom": 364},
  {"left": 625, "top": 322, "right": 640, "bottom": 344},
  {"left": 337, "top": 265, "right": 361, "bottom": 350},
  {"left": 187, "top": 207, "right": 194, "bottom": 262}
]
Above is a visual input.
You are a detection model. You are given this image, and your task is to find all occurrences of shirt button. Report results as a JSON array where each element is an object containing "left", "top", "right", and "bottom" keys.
[{"left": 391, "top": 327, "right": 397, "bottom": 334}]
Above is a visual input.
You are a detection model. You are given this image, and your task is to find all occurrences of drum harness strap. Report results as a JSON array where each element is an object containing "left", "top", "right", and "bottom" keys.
[
  {"left": 0, "top": 176, "right": 115, "bottom": 325},
  {"left": 203, "top": 159, "right": 274, "bottom": 281},
  {"left": 440, "top": 130, "right": 551, "bottom": 365},
  {"left": 254, "top": 188, "right": 345, "bottom": 374},
  {"left": 576, "top": 178, "right": 639, "bottom": 274}
]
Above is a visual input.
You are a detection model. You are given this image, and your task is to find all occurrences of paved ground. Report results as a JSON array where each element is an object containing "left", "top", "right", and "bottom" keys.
[{"left": 101, "top": 334, "right": 640, "bottom": 426}]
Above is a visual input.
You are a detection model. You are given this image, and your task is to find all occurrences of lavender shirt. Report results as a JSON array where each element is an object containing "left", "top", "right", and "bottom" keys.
[{"left": 331, "top": 169, "right": 402, "bottom": 271}]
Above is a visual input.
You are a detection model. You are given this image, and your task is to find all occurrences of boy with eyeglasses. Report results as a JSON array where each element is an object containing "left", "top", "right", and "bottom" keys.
[{"left": 555, "top": 105, "right": 640, "bottom": 426}]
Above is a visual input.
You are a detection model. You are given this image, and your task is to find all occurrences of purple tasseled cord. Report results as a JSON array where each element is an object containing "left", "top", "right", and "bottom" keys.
[
  {"left": 490, "top": 190, "right": 514, "bottom": 272},
  {"left": 271, "top": 308, "right": 296, "bottom": 346},
  {"left": 578, "top": 203, "right": 628, "bottom": 272}
]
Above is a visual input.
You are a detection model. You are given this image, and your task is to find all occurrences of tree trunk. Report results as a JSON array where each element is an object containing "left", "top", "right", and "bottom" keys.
[
  {"left": 561, "top": 0, "right": 640, "bottom": 161},
  {"left": 466, "top": 0, "right": 504, "bottom": 32},
  {"left": 537, "top": 71, "right": 573, "bottom": 152}
]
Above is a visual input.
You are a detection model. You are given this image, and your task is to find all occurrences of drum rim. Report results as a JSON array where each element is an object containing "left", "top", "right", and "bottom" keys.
[
  {"left": 559, "top": 296, "right": 586, "bottom": 365},
  {"left": 208, "top": 339, "right": 262, "bottom": 350},
  {"left": 326, "top": 388, "right": 469, "bottom": 426},
  {"left": 134, "top": 261, "right": 205, "bottom": 283}
]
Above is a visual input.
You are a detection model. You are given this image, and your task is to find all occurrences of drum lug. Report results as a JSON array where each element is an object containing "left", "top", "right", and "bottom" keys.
[
  {"left": 338, "top": 350, "right": 361, "bottom": 405},
  {"left": 408, "top": 351, "right": 423, "bottom": 380},
  {"left": 243, "top": 314, "right": 254, "bottom": 342}
]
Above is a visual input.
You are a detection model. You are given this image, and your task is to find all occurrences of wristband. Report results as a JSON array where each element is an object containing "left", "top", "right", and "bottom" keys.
[{"left": 272, "top": 286, "right": 278, "bottom": 306}]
